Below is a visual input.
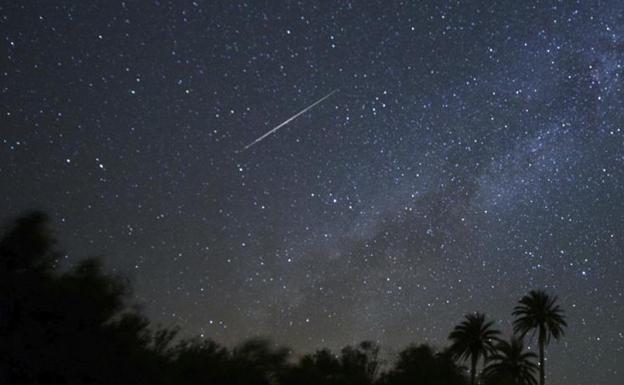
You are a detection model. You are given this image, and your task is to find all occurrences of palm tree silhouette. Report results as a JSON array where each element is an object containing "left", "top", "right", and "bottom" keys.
[
  {"left": 512, "top": 290, "right": 567, "bottom": 385},
  {"left": 482, "top": 337, "right": 538, "bottom": 385},
  {"left": 449, "top": 312, "right": 500, "bottom": 385}
]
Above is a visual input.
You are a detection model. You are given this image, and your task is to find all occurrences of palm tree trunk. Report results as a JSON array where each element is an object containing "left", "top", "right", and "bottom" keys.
[
  {"left": 539, "top": 328, "right": 545, "bottom": 385},
  {"left": 470, "top": 354, "right": 478, "bottom": 385}
]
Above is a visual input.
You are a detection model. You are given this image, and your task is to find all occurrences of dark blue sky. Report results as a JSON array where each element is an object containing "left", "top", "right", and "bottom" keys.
[{"left": 2, "top": 1, "right": 623, "bottom": 384}]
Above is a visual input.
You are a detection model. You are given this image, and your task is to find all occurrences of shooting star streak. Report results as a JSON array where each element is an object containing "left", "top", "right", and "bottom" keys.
[{"left": 241, "top": 89, "right": 338, "bottom": 151}]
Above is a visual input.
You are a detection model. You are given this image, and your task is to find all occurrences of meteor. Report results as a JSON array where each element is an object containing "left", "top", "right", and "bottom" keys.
[{"left": 241, "top": 89, "right": 338, "bottom": 151}]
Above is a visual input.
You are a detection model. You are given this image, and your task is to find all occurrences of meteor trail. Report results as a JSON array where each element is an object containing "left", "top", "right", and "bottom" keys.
[{"left": 241, "top": 89, "right": 338, "bottom": 151}]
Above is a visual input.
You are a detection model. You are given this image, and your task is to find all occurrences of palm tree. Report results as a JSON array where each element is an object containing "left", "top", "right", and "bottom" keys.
[
  {"left": 512, "top": 290, "right": 567, "bottom": 385},
  {"left": 449, "top": 312, "right": 500, "bottom": 385},
  {"left": 482, "top": 337, "right": 538, "bottom": 385}
]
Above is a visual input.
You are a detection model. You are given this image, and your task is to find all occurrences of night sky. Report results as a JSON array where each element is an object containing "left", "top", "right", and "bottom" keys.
[{"left": 2, "top": 1, "right": 623, "bottom": 384}]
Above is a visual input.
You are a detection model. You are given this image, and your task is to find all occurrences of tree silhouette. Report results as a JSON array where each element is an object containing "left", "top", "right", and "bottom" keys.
[
  {"left": 339, "top": 340, "right": 382, "bottom": 385},
  {"left": 512, "top": 290, "right": 567, "bottom": 385},
  {"left": 0, "top": 211, "right": 175, "bottom": 384},
  {"left": 0, "top": 211, "right": 57, "bottom": 274},
  {"left": 448, "top": 312, "right": 500, "bottom": 385},
  {"left": 482, "top": 337, "right": 538, "bottom": 385},
  {"left": 0, "top": 211, "right": 574, "bottom": 385},
  {"left": 172, "top": 337, "right": 230, "bottom": 384},
  {"left": 282, "top": 348, "right": 343, "bottom": 385},
  {"left": 230, "top": 337, "right": 291, "bottom": 385},
  {"left": 378, "top": 344, "right": 467, "bottom": 385}
]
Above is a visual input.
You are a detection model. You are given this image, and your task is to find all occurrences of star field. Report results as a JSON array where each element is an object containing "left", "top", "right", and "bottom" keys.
[{"left": 2, "top": 1, "right": 623, "bottom": 384}]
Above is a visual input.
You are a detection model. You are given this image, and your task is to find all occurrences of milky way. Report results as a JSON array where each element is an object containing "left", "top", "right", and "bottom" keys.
[{"left": 2, "top": 2, "right": 623, "bottom": 384}]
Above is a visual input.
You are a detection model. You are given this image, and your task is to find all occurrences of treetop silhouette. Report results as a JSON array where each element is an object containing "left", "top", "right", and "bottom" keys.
[{"left": 0, "top": 211, "right": 564, "bottom": 385}]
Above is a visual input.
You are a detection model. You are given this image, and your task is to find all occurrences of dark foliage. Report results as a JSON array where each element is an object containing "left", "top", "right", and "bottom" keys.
[
  {"left": 448, "top": 312, "right": 500, "bottom": 385},
  {"left": 378, "top": 344, "right": 466, "bottom": 385},
  {"left": 482, "top": 337, "right": 538, "bottom": 385},
  {"left": 282, "top": 348, "right": 343, "bottom": 385},
  {"left": 0, "top": 212, "right": 563, "bottom": 385},
  {"left": 0, "top": 211, "right": 169, "bottom": 385},
  {"left": 512, "top": 290, "right": 567, "bottom": 385}
]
